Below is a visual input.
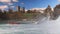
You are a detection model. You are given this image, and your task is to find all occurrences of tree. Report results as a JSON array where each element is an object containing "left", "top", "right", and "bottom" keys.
[
  {"left": 27, "top": 10, "right": 31, "bottom": 13},
  {"left": 0, "top": 9, "right": 3, "bottom": 20}
]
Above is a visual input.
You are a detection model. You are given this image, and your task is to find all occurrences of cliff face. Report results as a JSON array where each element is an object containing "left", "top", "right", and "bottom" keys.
[{"left": 54, "top": 4, "right": 60, "bottom": 15}]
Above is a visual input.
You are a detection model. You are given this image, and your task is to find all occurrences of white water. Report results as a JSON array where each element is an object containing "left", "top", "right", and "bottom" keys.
[{"left": 0, "top": 16, "right": 60, "bottom": 34}]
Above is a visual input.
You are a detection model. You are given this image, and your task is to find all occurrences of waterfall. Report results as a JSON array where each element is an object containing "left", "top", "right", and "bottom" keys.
[
  {"left": 35, "top": 13, "right": 60, "bottom": 24},
  {"left": 0, "top": 15, "right": 60, "bottom": 34}
]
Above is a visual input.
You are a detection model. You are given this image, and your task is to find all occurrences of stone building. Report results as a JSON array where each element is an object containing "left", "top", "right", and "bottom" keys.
[{"left": 16, "top": 6, "right": 26, "bottom": 13}]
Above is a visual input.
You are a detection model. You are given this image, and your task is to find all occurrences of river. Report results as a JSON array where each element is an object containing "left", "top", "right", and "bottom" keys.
[{"left": 0, "top": 16, "right": 60, "bottom": 34}]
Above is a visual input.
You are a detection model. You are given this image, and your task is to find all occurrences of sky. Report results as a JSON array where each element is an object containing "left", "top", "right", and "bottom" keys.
[{"left": 0, "top": 0, "right": 60, "bottom": 10}]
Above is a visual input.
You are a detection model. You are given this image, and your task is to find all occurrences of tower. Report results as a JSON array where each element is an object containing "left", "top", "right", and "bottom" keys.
[
  {"left": 22, "top": 7, "right": 25, "bottom": 13},
  {"left": 17, "top": 6, "right": 20, "bottom": 12}
]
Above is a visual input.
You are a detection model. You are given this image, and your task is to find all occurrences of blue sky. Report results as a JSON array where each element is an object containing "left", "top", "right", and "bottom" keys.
[
  {"left": 0, "top": 0, "right": 60, "bottom": 10},
  {"left": 18, "top": 0, "right": 60, "bottom": 9}
]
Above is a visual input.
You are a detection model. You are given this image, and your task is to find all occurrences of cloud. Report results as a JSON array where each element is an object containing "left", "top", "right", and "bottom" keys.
[
  {"left": 7, "top": 2, "right": 13, "bottom": 5},
  {"left": 0, "top": 5, "right": 15, "bottom": 10},
  {"left": 0, "top": 0, "right": 11, "bottom": 2},
  {"left": 10, "top": 6, "right": 15, "bottom": 8},
  {"left": 0, "top": 0, "right": 18, "bottom": 2},
  {"left": 58, "top": 0, "right": 60, "bottom": 2},
  {"left": 0, "top": 5, "right": 8, "bottom": 10},
  {"left": 0, "top": 0, "right": 18, "bottom": 10},
  {"left": 12, "top": 0, "right": 18, "bottom": 2},
  {"left": 0, "top": 0, "right": 18, "bottom": 6},
  {"left": 31, "top": 8, "right": 46, "bottom": 10},
  {"left": 30, "top": 8, "right": 46, "bottom": 13}
]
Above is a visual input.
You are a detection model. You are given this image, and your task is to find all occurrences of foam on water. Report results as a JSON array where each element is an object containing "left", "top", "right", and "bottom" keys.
[{"left": 0, "top": 16, "right": 60, "bottom": 34}]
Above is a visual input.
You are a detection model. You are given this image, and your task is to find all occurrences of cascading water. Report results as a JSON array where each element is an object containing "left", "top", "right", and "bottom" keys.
[{"left": 0, "top": 14, "right": 60, "bottom": 34}]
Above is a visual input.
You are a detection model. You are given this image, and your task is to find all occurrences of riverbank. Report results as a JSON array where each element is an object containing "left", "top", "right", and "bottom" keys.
[{"left": 0, "top": 13, "right": 46, "bottom": 24}]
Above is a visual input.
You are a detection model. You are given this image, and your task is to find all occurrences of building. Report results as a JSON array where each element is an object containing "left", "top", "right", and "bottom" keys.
[
  {"left": 22, "top": 7, "right": 25, "bottom": 13},
  {"left": 16, "top": 6, "right": 26, "bottom": 13},
  {"left": 16, "top": 6, "right": 21, "bottom": 12}
]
